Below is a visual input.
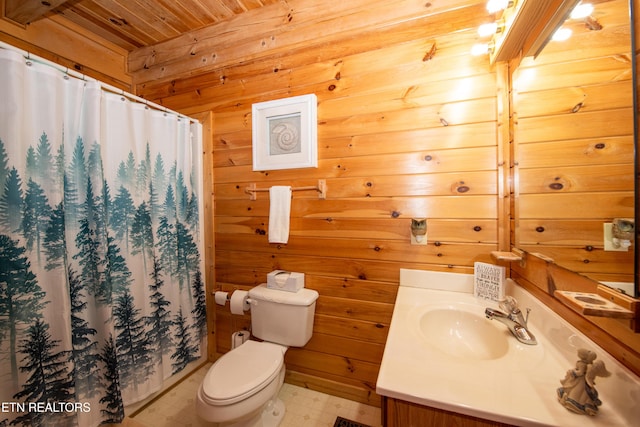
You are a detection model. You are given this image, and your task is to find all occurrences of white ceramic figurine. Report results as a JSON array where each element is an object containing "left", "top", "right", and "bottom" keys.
[{"left": 557, "top": 348, "right": 611, "bottom": 415}]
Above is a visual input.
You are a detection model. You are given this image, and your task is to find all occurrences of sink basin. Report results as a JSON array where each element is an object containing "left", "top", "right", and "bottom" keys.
[{"left": 418, "top": 307, "right": 509, "bottom": 360}]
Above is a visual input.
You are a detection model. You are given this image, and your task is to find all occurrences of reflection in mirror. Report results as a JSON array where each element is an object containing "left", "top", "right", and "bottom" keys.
[{"left": 512, "top": 0, "right": 637, "bottom": 297}]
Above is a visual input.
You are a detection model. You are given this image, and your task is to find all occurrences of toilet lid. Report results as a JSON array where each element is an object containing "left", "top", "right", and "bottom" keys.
[{"left": 201, "top": 340, "right": 285, "bottom": 405}]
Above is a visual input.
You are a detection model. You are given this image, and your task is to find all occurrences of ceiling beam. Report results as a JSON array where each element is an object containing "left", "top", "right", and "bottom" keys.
[{"left": 4, "top": 0, "right": 72, "bottom": 25}]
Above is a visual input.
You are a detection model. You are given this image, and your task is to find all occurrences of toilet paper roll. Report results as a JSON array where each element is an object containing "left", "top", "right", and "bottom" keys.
[
  {"left": 214, "top": 291, "right": 228, "bottom": 306},
  {"left": 230, "top": 290, "right": 250, "bottom": 315}
]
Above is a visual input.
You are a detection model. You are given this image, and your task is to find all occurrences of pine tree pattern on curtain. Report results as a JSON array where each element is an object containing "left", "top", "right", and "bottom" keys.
[{"left": 0, "top": 48, "right": 206, "bottom": 427}]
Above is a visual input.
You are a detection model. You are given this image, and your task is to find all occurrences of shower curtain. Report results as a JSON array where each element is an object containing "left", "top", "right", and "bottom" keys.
[{"left": 0, "top": 48, "right": 206, "bottom": 427}]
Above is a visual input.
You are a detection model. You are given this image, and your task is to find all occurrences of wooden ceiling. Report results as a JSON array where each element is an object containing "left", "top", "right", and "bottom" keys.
[{"left": 2, "top": 0, "right": 280, "bottom": 51}]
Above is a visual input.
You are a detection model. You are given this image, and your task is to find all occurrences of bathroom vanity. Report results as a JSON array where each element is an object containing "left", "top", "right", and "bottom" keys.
[
  {"left": 383, "top": 398, "right": 514, "bottom": 427},
  {"left": 376, "top": 269, "right": 640, "bottom": 427}
]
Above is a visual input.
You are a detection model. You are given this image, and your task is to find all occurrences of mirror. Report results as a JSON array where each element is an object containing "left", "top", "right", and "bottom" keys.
[{"left": 511, "top": 0, "right": 638, "bottom": 297}]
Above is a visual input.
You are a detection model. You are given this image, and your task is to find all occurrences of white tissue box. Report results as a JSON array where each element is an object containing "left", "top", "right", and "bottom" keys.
[{"left": 267, "top": 270, "right": 305, "bottom": 292}]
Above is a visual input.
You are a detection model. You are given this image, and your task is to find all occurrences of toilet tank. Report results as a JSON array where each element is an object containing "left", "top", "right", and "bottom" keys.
[{"left": 248, "top": 284, "right": 319, "bottom": 347}]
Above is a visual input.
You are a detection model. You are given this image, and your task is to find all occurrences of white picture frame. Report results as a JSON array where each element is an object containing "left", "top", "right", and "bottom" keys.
[{"left": 252, "top": 94, "right": 318, "bottom": 171}]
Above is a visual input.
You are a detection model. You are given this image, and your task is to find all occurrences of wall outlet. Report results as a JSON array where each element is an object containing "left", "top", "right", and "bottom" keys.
[{"left": 604, "top": 223, "right": 629, "bottom": 251}]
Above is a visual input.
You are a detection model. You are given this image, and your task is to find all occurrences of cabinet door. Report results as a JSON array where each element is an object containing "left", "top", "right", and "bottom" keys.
[{"left": 383, "top": 397, "right": 514, "bottom": 427}]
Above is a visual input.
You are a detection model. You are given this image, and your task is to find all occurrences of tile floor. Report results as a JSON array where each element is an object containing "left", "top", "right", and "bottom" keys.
[{"left": 130, "top": 363, "right": 382, "bottom": 427}]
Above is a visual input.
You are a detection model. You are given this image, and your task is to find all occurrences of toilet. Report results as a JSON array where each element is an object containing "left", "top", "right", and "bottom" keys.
[{"left": 196, "top": 284, "right": 319, "bottom": 426}]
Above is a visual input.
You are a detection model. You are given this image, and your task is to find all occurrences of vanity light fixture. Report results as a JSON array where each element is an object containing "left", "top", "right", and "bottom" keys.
[
  {"left": 473, "top": 1, "right": 594, "bottom": 59},
  {"left": 472, "top": 0, "right": 519, "bottom": 57},
  {"left": 478, "top": 0, "right": 583, "bottom": 62}
]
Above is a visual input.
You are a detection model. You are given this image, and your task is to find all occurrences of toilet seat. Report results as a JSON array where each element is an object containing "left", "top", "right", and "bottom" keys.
[{"left": 200, "top": 340, "right": 285, "bottom": 406}]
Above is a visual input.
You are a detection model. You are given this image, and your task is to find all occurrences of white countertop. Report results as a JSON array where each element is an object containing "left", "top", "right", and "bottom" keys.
[{"left": 376, "top": 269, "right": 640, "bottom": 427}]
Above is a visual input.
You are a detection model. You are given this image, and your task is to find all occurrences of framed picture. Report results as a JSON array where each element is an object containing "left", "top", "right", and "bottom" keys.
[{"left": 252, "top": 94, "right": 318, "bottom": 171}]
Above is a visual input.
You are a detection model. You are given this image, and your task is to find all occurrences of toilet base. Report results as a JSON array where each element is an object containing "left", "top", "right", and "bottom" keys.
[
  {"left": 260, "top": 397, "right": 285, "bottom": 427},
  {"left": 219, "top": 397, "right": 285, "bottom": 427}
]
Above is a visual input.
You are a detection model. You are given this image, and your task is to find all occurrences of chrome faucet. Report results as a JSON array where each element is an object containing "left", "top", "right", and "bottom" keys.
[{"left": 485, "top": 296, "right": 537, "bottom": 345}]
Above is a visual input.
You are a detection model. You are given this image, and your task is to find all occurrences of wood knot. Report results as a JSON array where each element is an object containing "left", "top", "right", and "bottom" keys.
[
  {"left": 423, "top": 43, "right": 437, "bottom": 61},
  {"left": 571, "top": 102, "right": 584, "bottom": 113},
  {"left": 548, "top": 182, "right": 564, "bottom": 190}
]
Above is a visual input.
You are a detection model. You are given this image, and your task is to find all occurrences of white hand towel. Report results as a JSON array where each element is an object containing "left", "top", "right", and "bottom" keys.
[{"left": 268, "top": 186, "right": 292, "bottom": 244}]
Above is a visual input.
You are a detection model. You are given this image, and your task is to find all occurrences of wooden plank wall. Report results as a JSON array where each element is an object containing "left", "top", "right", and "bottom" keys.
[
  {"left": 513, "top": 0, "right": 634, "bottom": 284},
  {"left": 0, "top": 13, "right": 131, "bottom": 90},
  {"left": 136, "top": 0, "right": 500, "bottom": 405}
]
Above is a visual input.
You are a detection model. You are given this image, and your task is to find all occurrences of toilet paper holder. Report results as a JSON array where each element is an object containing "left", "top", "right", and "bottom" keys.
[
  {"left": 213, "top": 289, "right": 252, "bottom": 315},
  {"left": 213, "top": 289, "right": 252, "bottom": 304}
]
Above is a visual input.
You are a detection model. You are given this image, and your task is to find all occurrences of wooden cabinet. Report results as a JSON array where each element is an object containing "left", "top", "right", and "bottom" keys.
[{"left": 382, "top": 397, "right": 516, "bottom": 427}]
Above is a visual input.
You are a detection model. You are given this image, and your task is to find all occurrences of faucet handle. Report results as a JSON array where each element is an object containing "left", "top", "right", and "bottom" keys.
[{"left": 499, "top": 296, "right": 518, "bottom": 313}]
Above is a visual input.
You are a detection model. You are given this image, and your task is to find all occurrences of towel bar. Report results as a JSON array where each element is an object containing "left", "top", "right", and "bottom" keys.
[{"left": 245, "top": 179, "right": 326, "bottom": 200}]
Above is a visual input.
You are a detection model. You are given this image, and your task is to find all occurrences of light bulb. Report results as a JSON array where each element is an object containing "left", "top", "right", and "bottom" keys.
[
  {"left": 552, "top": 27, "right": 573, "bottom": 41},
  {"left": 487, "top": 0, "right": 510, "bottom": 14},
  {"left": 471, "top": 43, "right": 490, "bottom": 56},
  {"left": 571, "top": 3, "right": 594, "bottom": 19},
  {"left": 478, "top": 23, "right": 498, "bottom": 37}
]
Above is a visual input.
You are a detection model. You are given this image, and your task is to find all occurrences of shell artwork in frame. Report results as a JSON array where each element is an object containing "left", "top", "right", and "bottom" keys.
[
  {"left": 269, "top": 114, "right": 302, "bottom": 155},
  {"left": 252, "top": 94, "right": 317, "bottom": 171}
]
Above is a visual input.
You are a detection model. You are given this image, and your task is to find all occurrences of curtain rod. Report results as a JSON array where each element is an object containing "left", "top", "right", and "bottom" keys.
[{"left": 0, "top": 41, "right": 197, "bottom": 124}]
